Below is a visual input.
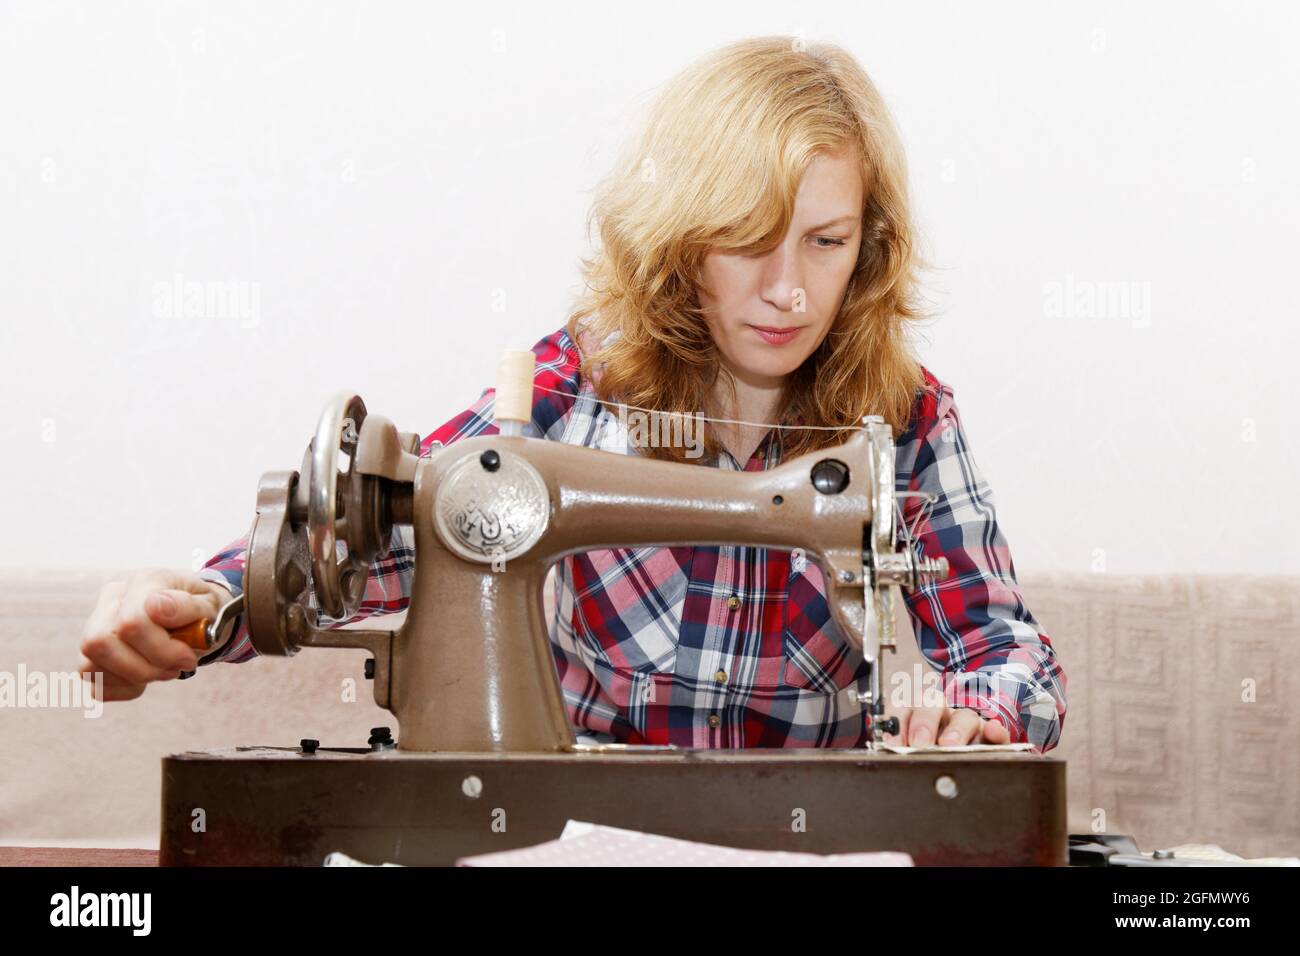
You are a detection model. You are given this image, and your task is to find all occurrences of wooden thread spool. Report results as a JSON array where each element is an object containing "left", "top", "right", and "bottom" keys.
[{"left": 495, "top": 349, "right": 535, "bottom": 436}]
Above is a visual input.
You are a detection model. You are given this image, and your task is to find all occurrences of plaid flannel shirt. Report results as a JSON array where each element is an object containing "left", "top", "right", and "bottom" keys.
[{"left": 196, "top": 324, "right": 1067, "bottom": 752}]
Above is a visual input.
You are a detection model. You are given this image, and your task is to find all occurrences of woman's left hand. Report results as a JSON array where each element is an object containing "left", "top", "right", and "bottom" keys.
[{"left": 884, "top": 705, "right": 1011, "bottom": 746}]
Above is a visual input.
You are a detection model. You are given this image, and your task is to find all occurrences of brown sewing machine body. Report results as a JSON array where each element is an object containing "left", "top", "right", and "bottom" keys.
[
  {"left": 241, "top": 397, "right": 925, "bottom": 753},
  {"left": 161, "top": 386, "right": 1066, "bottom": 865}
]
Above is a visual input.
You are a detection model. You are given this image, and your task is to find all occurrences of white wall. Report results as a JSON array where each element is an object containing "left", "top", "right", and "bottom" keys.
[{"left": 2, "top": 0, "right": 1296, "bottom": 575}]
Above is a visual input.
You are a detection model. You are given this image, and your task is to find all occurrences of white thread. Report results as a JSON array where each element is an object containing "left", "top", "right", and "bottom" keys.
[{"left": 528, "top": 383, "right": 865, "bottom": 433}]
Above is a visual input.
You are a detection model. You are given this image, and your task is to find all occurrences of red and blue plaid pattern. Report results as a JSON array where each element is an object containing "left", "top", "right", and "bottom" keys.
[{"left": 197, "top": 325, "right": 1067, "bottom": 751}]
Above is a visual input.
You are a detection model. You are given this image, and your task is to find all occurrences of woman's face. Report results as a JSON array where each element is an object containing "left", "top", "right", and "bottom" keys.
[{"left": 697, "top": 146, "right": 864, "bottom": 390}]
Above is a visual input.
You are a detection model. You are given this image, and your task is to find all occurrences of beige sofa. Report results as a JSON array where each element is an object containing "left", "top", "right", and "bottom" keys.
[{"left": 2, "top": 568, "right": 1296, "bottom": 858}]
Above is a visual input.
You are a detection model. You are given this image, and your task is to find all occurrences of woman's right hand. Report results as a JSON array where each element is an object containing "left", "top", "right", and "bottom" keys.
[{"left": 78, "top": 568, "right": 232, "bottom": 702}]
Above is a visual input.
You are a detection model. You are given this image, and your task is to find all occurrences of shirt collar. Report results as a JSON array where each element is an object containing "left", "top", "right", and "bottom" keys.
[{"left": 716, "top": 423, "right": 787, "bottom": 472}]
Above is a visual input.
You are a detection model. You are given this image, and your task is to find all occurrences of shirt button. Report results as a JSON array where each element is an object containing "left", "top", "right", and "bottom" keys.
[
  {"left": 714, "top": 669, "right": 727, "bottom": 684},
  {"left": 707, "top": 714, "right": 721, "bottom": 729},
  {"left": 726, "top": 594, "right": 741, "bottom": 611}
]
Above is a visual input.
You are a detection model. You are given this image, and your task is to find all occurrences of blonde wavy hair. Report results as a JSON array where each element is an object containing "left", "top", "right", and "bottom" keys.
[{"left": 565, "top": 35, "right": 931, "bottom": 465}]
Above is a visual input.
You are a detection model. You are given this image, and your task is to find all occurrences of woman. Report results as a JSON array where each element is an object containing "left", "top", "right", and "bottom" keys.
[{"left": 78, "top": 36, "right": 1067, "bottom": 752}]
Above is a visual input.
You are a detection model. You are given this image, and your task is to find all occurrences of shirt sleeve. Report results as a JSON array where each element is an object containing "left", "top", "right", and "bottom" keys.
[
  {"left": 898, "top": 378, "right": 1068, "bottom": 752},
  {"left": 188, "top": 324, "right": 584, "bottom": 670}
]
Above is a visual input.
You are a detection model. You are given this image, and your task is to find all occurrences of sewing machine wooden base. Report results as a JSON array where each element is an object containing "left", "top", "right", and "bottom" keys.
[{"left": 159, "top": 747, "right": 1067, "bottom": 866}]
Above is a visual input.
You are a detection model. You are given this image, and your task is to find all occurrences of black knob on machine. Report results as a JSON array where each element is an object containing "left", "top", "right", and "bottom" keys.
[{"left": 810, "top": 458, "right": 850, "bottom": 495}]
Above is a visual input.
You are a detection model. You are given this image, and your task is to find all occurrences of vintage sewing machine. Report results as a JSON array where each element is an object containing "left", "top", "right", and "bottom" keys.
[{"left": 159, "top": 350, "right": 1066, "bottom": 866}]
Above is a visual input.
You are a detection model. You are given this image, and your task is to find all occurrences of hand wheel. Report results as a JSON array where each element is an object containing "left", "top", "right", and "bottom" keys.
[{"left": 307, "top": 392, "right": 373, "bottom": 620}]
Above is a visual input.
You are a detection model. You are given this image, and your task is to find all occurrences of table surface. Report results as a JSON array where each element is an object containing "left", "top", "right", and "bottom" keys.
[{"left": 0, "top": 846, "right": 158, "bottom": 867}]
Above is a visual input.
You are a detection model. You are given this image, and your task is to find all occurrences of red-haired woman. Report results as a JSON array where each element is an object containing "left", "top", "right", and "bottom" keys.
[{"left": 81, "top": 36, "right": 1067, "bottom": 753}]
